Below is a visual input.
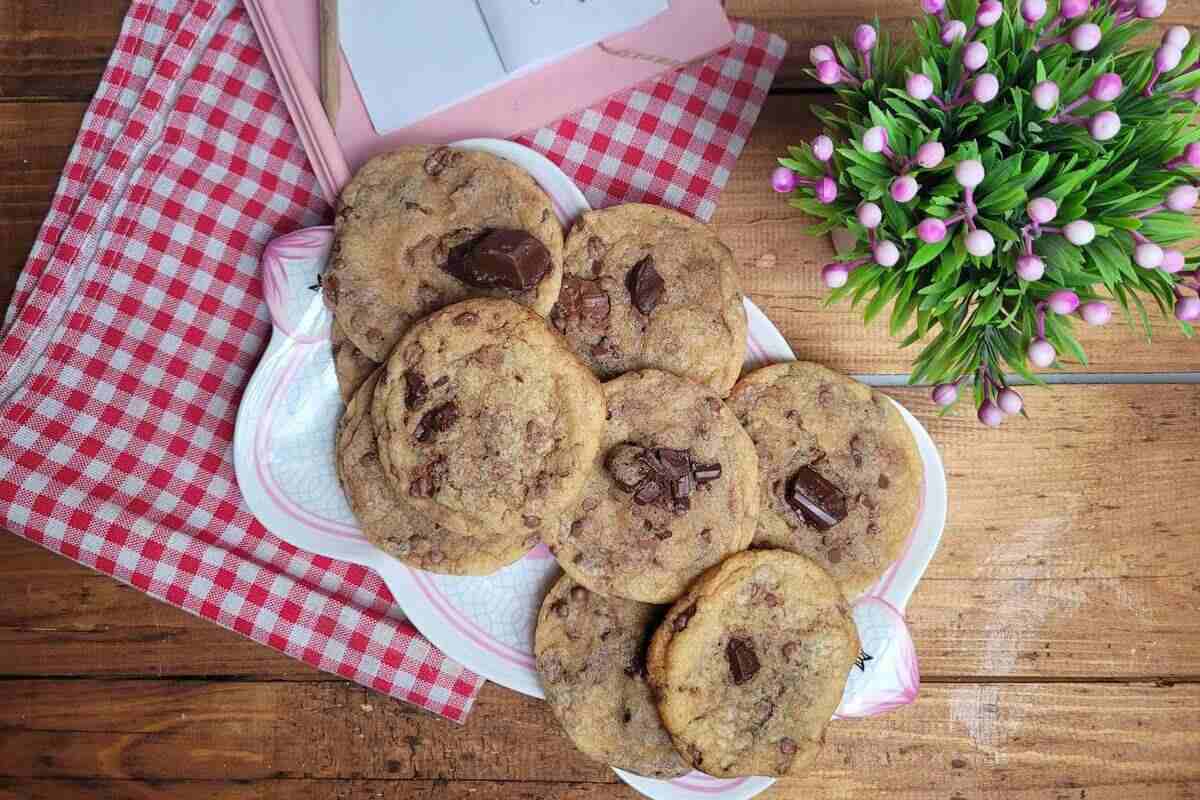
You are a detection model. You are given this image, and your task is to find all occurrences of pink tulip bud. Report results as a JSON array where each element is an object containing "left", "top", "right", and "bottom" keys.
[
  {"left": 966, "top": 229, "right": 996, "bottom": 257},
  {"left": 1178, "top": 143, "right": 1200, "bottom": 168},
  {"left": 1088, "top": 110, "right": 1121, "bottom": 142},
  {"left": 874, "top": 240, "right": 901, "bottom": 267},
  {"left": 854, "top": 24, "right": 878, "bottom": 53},
  {"left": 810, "top": 44, "right": 836, "bottom": 65},
  {"left": 978, "top": 400, "right": 1005, "bottom": 427},
  {"left": 862, "top": 126, "right": 889, "bottom": 154},
  {"left": 963, "top": 42, "right": 989, "bottom": 71},
  {"left": 1047, "top": 289, "right": 1081, "bottom": 315},
  {"left": 1028, "top": 337, "right": 1056, "bottom": 367},
  {"left": 771, "top": 166, "right": 797, "bottom": 193},
  {"left": 1190, "top": 88, "right": 1200, "bottom": 103},
  {"left": 1080, "top": 301, "right": 1112, "bottom": 326},
  {"left": 812, "top": 135, "right": 835, "bottom": 162},
  {"left": 955, "top": 159, "right": 986, "bottom": 188},
  {"left": 932, "top": 383, "right": 959, "bottom": 407},
  {"left": 1022, "top": 0, "right": 1047, "bottom": 23},
  {"left": 1063, "top": 219, "right": 1096, "bottom": 245},
  {"left": 1137, "top": 0, "right": 1167, "bottom": 18},
  {"left": 1163, "top": 26, "right": 1190, "bottom": 50},
  {"left": 907, "top": 73, "right": 935, "bottom": 100},
  {"left": 1161, "top": 248, "right": 1186, "bottom": 273},
  {"left": 1090, "top": 73, "right": 1123, "bottom": 102},
  {"left": 916, "top": 141, "right": 946, "bottom": 168},
  {"left": 857, "top": 202, "right": 883, "bottom": 229},
  {"left": 1175, "top": 296, "right": 1200, "bottom": 322},
  {"left": 1032, "top": 80, "right": 1060, "bottom": 111},
  {"left": 941, "top": 20, "right": 968, "bottom": 44},
  {"left": 815, "top": 176, "right": 838, "bottom": 204},
  {"left": 997, "top": 388, "right": 1024, "bottom": 415},
  {"left": 891, "top": 175, "right": 920, "bottom": 203},
  {"left": 922, "top": 0, "right": 947, "bottom": 13},
  {"left": 917, "top": 218, "right": 948, "bottom": 243},
  {"left": 1071, "top": 23, "right": 1102, "bottom": 52},
  {"left": 1135, "top": 242, "right": 1164, "bottom": 268},
  {"left": 973, "top": 73, "right": 1000, "bottom": 103},
  {"left": 1060, "top": 0, "right": 1089, "bottom": 18},
  {"left": 1027, "top": 197, "right": 1057, "bottom": 224},
  {"left": 822, "top": 263, "right": 851, "bottom": 288},
  {"left": 1017, "top": 255, "right": 1046, "bottom": 281},
  {"left": 1156, "top": 44, "right": 1183, "bottom": 72},
  {"left": 816, "top": 59, "right": 842, "bottom": 85},
  {"left": 977, "top": 0, "right": 1004, "bottom": 26},
  {"left": 1166, "top": 184, "right": 1199, "bottom": 211}
]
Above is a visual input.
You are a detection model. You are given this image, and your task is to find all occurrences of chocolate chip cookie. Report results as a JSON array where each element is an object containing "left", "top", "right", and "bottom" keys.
[
  {"left": 337, "top": 370, "right": 534, "bottom": 574},
  {"left": 325, "top": 146, "right": 564, "bottom": 362},
  {"left": 535, "top": 575, "right": 690, "bottom": 779},
  {"left": 552, "top": 204, "right": 747, "bottom": 395},
  {"left": 728, "top": 362, "right": 923, "bottom": 599},
  {"left": 331, "top": 319, "right": 379, "bottom": 402},
  {"left": 372, "top": 298, "right": 605, "bottom": 542},
  {"left": 647, "top": 550, "right": 858, "bottom": 778},
  {"left": 543, "top": 370, "right": 759, "bottom": 604}
]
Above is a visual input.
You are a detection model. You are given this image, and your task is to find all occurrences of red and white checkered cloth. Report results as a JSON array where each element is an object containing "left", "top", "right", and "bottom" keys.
[{"left": 0, "top": 0, "right": 784, "bottom": 721}]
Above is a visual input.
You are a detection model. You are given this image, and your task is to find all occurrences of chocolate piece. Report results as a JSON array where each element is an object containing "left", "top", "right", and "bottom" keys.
[
  {"left": 785, "top": 466, "right": 847, "bottom": 531},
  {"left": 726, "top": 637, "right": 760, "bottom": 685},
  {"left": 633, "top": 479, "right": 663, "bottom": 505},
  {"left": 569, "top": 586, "right": 588, "bottom": 603},
  {"left": 553, "top": 276, "right": 611, "bottom": 332},
  {"left": 624, "top": 651, "right": 646, "bottom": 678},
  {"left": 779, "top": 738, "right": 798, "bottom": 755},
  {"left": 693, "top": 463, "right": 722, "bottom": 484},
  {"left": 423, "top": 147, "right": 459, "bottom": 176},
  {"left": 453, "top": 311, "right": 479, "bottom": 326},
  {"left": 626, "top": 256, "right": 665, "bottom": 315},
  {"left": 408, "top": 456, "right": 446, "bottom": 498},
  {"left": 607, "top": 443, "right": 651, "bottom": 492},
  {"left": 442, "top": 229, "right": 551, "bottom": 291},
  {"left": 414, "top": 401, "right": 459, "bottom": 443},
  {"left": 672, "top": 603, "right": 697, "bottom": 632},
  {"left": 523, "top": 515, "right": 542, "bottom": 528},
  {"left": 404, "top": 371, "right": 427, "bottom": 411}
]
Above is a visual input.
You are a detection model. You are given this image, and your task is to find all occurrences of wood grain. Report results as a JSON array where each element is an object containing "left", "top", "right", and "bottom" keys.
[
  {"left": 1, "top": 679, "right": 1197, "bottom": 798},
  {"left": 725, "top": 0, "right": 1200, "bottom": 88},
  {"left": 2, "top": 385, "right": 1197, "bottom": 682},
  {"left": 0, "top": 1, "right": 127, "bottom": 100}
]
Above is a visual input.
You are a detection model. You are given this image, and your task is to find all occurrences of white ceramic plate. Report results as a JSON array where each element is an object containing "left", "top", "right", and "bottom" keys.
[{"left": 233, "top": 140, "right": 947, "bottom": 800}]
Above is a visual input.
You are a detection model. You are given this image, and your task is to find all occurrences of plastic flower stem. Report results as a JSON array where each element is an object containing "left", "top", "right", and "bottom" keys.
[
  {"left": 963, "top": 188, "right": 979, "bottom": 230},
  {"left": 1134, "top": 203, "right": 1165, "bottom": 218},
  {"left": 1047, "top": 95, "right": 1089, "bottom": 122},
  {"left": 1035, "top": 302, "right": 1048, "bottom": 338},
  {"left": 840, "top": 67, "right": 863, "bottom": 88}
]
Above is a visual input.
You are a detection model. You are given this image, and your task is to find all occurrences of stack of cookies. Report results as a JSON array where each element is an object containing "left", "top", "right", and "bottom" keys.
[{"left": 326, "top": 146, "right": 924, "bottom": 780}]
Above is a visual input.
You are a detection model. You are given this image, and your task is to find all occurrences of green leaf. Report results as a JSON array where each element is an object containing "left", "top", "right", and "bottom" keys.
[
  {"left": 907, "top": 236, "right": 952, "bottom": 271},
  {"left": 971, "top": 293, "right": 1004, "bottom": 327}
]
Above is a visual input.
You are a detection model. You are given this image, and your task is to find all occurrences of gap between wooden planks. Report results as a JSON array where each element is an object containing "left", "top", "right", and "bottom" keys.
[
  {"left": 0, "top": 678, "right": 1197, "bottom": 797},
  {"left": 2, "top": 98, "right": 1198, "bottom": 375},
  {"left": 2, "top": 385, "right": 1197, "bottom": 682}
]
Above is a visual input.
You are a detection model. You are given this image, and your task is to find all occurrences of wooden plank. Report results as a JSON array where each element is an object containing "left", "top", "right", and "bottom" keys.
[
  {"left": 714, "top": 95, "right": 1200, "bottom": 374},
  {"left": 0, "top": 679, "right": 1197, "bottom": 798},
  {"left": 2, "top": 384, "right": 1198, "bottom": 681},
  {"left": 0, "top": 780, "right": 626, "bottom": 800},
  {"left": 726, "top": 0, "right": 1200, "bottom": 88},
  {"left": 0, "top": 1, "right": 127, "bottom": 101},
  {"left": 0, "top": 101, "right": 87, "bottom": 312}
]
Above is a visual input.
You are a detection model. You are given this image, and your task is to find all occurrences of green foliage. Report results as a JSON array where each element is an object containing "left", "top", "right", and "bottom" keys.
[{"left": 785, "top": 2, "right": 1199, "bottom": 403}]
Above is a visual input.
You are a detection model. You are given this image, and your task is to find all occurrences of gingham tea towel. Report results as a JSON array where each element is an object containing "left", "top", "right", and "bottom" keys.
[{"left": 0, "top": 0, "right": 784, "bottom": 722}]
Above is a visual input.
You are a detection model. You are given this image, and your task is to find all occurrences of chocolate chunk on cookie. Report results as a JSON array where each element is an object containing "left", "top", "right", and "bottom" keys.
[
  {"left": 326, "top": 146, "right": 564, "bottom": 362},
  {"left": 543, "top": 370, "right": 759, "bottom": 603},
  {"left": 373, "top": 298, "right": 605, "bottom": 542},
  {"left": 647, "top": 550, "right": 858, "bottom": 778},
  {"left": 728, "top": 362, "right": 923, "bottom": 599},
  {"left": 535, "top": 575, "right": 690, "bottom": 779},
  {"left": 336, "top": 371, "right": 531, "bottom": 574},
  {"left": 553, "top": 204, "right": 747, "bottom": 395}
]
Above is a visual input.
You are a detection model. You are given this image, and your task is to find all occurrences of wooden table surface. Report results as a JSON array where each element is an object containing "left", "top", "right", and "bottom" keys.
[{"left": 1, "top": 2, "right": 1198, "bottom": 798}]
